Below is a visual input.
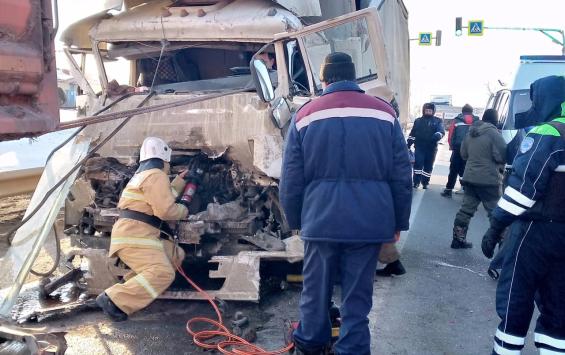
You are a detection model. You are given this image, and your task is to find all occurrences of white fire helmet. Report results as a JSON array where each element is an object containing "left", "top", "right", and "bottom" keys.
[{"left": 139, "top": 137, "right": 172, "bottom": 162}]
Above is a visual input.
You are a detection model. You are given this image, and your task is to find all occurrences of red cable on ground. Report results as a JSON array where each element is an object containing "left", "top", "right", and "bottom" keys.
[{"left": 176, "top": 265, "right": 294, "bottom": 355}]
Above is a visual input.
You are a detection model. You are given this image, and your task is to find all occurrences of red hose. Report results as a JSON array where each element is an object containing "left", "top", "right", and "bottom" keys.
[{"left": 176, "top": 265, "right": 294, "bottom": 355}]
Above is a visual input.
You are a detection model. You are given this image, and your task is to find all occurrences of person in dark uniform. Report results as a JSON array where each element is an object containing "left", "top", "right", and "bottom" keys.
[
  {"left": 481, "top": 75, "right": 565, "bottom": 355},
  {"left": 407, "top": 103, "right": 445, "bottom": 189},
  {"left": 280, "top": 52, "right": 412, "bottom": 355},
  {"left": 441, "top": 104, "right": 479, "bottom": 197}
]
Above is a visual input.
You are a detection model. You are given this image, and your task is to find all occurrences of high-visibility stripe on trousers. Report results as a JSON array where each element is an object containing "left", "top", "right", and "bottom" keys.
[
  {"left": 105, "top": 239, "right": 184, "bottom": 315},
  {"left": 413, "top": 146, "right": 437, "bottom": 186},
  {"left": 492, "top": 220, "right": 565, "bottom": 354}
]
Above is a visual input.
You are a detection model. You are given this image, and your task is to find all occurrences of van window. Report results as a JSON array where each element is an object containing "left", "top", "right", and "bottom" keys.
[
  {"left": 504, "top": 89, "right": 532, "bottom": 130},
  {"left": 497, "top": 91, "right": 510, "bottom": 129},
  {"left": 301, "top": 17, "right": 378, "bottom": 92}
]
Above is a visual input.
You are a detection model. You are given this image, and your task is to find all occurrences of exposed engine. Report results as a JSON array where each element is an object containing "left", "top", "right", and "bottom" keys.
[{"left": 68, "top": 152, "right": 290, "bottom": 259}]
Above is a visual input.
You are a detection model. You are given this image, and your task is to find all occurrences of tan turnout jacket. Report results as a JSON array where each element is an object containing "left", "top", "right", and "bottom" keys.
[{"left": 109, "top": 168, "right": 188, "bottom": 256}]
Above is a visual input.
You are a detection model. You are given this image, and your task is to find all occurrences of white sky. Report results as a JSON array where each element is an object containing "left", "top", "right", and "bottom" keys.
[
  {"left": 404, "top": 0, "right": 565, "bottom": 110},
  {"left": 54, "top": 1, "right": 565, "bottom": 110}
]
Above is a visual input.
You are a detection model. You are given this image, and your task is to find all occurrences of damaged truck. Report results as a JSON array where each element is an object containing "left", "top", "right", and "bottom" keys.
[{"left": 0, "top": 0, "right": 409, "bottom": 318}]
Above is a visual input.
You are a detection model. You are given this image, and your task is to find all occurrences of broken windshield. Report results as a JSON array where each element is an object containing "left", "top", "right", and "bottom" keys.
[
  {"left": 302, "top": 17, "right": 378, "bottom": 93},
  {"left": 103, "top": 42, "right": 278, "bottom": 94}
]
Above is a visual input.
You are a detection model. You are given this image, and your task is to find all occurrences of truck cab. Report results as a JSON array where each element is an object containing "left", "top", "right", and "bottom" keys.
[{"left": 1, "top": 0, "right": 409, "bottom": 314}]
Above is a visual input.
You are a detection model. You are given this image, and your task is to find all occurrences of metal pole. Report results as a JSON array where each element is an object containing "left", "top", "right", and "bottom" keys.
[{"left": 482, "top": 26, "right": 565, "bottom": 54}]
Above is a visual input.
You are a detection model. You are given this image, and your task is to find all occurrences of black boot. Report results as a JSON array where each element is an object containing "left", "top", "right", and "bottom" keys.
[
  {"left": 413, "top": 182, "right": 420, "bottom": 189},
  {"left": 422, "top": 184, "right": 428, "bottom": 190},
  {"left": 375, "top": 260, "right": 407, "bottom": 277},
  {"left": 96, "top": 292, "right": 128, "bottom": 322},
  {"left": 441, "top": 189, "right": 452, "bottom": 198},
  {"left": 451, "top": 225, "right": 473, "bottom": 249},
  {"left": 293, "top": 344, "right": 328, "bottom": 355}
]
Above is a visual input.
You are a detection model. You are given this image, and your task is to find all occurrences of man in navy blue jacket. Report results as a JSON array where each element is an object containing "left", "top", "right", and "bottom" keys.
[
  {"left": 481, "top": 76, "right": 565, "bottom": 355},
  {"left": 280, "top": 52, "right": 412, "bottom": 355}
]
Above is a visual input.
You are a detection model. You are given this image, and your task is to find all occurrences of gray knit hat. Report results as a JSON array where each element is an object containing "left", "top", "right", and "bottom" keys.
[{"left": 320, "top": 52, "right": 356, "bottom": 84}]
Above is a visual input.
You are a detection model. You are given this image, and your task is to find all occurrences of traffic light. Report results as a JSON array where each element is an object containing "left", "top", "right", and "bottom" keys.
[
  {"left": 435, "top": 30, "right": 442, "bottom": 46},
  {"left": 455, "top": 17, "right": 463, "bottom": 36}
]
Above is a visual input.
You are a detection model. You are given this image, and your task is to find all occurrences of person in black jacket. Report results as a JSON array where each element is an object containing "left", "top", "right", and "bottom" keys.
[{"left": 407, "top": 103, "right": 445, "bottom": 189}]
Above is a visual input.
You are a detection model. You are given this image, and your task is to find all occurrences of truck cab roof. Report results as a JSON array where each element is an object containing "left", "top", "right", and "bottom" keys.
[{"left": 62, "top": 0, "right": 302, "bottom": 48}]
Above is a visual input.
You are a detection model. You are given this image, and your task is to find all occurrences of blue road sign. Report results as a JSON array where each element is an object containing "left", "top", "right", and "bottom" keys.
[
  {"left": 419, "top": 32, "right": 432, "bottom": 46},
  {"left": 468, "top": 20, "right": 484, "bottom": 36}
]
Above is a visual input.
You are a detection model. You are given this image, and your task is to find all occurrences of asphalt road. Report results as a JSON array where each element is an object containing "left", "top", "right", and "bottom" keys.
[
  {"left": 371, "top": 144, "right": 537, "bottom": 354},
  {"left": 6, "top": 143, "right": 540, "bottom": 354}
]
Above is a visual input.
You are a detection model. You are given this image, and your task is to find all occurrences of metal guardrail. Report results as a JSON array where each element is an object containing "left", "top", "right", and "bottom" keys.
[{"left": 0, "top": 167, "right": 43, "bottom": 198}]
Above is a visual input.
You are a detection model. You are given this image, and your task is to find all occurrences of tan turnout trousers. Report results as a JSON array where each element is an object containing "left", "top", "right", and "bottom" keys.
[
  {"left": 105, "top": 168, "right": 188, "bottom": 315},
  {"left": 107, "top": 240, "right": 185, "bottom": 315}
]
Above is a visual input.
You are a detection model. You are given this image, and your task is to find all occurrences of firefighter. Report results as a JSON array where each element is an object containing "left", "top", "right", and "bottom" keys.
[
  {"left": 96, "top": 137, "right": 189, "bottom": 322},
  {"left": 407, "top": 103, "right": 445, "bottom": 189},
  {"left": 481, "top": 75, "right": 565, "bottom": 354},
  {"left": 441, "top": 104, "right": 479, "bottom": 197}
]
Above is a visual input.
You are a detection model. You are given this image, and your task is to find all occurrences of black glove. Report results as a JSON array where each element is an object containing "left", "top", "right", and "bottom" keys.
[
  {"left": 177, "top": 198, "right": 191, "bottom": 209},
  {"left": 481, "top": 226, "right": 505, "bottom": 259}
]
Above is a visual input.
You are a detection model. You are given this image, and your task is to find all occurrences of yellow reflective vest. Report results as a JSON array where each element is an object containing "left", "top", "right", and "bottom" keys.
[{"left": 109, "top": 168, "right": 188, "bottom": 256}]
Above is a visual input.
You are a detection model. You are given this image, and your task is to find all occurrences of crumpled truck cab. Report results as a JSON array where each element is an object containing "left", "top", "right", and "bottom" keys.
[{"left": 1, "top": 0, "right": 408, "bottom": 314}]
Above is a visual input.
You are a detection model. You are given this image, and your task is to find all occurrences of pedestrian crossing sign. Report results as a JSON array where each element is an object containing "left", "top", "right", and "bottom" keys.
[
  {"left": 468, "top": 20, "right": 484, "bottom": 36},
  {"left": 419, "top": 32, "right": 432, "bottom": 46}
]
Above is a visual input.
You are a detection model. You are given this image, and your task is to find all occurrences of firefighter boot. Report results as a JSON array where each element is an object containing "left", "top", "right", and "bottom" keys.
[
  {"left": 451, "top": 225, "right": 473, "bottom": 249},
  {"left": 375, "top": 260, "right": 407, "bottom": 277},
  {"left": 96, "top": 292, "right": 128, "bottom": 322}
]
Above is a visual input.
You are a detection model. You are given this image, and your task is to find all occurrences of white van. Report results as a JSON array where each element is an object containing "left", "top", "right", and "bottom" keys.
[{"left": 486, "top": 55, "right": 565, "bottom": 166}]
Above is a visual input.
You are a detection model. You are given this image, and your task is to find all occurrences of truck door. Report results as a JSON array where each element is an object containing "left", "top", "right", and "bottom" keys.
[
  {"left": 0, "top": 0, "right": 59, "bottom": 140},
  {"left": 281, "top": 8, "right": 391, "bottom": 98},
  {"left": 266, "top": 7, "right": 393, "bottom": 128}
]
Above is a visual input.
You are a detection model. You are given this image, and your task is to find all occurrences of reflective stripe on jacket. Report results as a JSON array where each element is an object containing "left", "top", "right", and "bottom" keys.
[
  {"left": 109, "top": 168, "right": 188, "bottom": 256},
  {"left": 280, "top": 81, "right": 413, "bottom": 243}
]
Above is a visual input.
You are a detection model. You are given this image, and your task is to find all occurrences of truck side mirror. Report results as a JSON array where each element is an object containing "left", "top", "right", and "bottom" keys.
[
  {"left": 270, "top": 97, "right": 291, "bottom": 129},
  {"left": 250, "top": 59, "right": 274, "bottom": 102}
]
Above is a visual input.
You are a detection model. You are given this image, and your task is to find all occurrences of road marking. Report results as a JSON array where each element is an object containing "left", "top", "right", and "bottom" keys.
[
  {"left": 396, "top": 190, "right": 425, "bottom": 253},
  {"left": 434, "top": 261, "right": 486, "bottom": 277}
]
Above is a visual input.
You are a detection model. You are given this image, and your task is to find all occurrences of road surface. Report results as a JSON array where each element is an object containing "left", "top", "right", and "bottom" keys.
[{"left": 1, "top": 143, "right": 540, "bottom": 354}]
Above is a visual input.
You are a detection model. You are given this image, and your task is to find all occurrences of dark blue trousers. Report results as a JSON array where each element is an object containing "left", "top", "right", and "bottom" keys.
[
  {"left": 413, "top": 145, "right": 437, "bottom": 187},
  {"left": 493, "top": 220, "right": 565, "bottom": 354},
  {"left": 293, "top": 241, "right": 382, "bottom": 355}
]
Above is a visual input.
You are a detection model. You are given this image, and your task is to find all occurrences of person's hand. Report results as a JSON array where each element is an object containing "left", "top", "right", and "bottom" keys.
[
  {"left": 183, "top": 168, "right": 204, "bottom": 183},
  {"left": 433, "top": 132, "right": 443, "bottom": 142},
  {"left": 394, "top": 231, "right": 401, "bottom": 242},
  {"left": 481, "top": 227, "right": 504, "bottom": 259},
  {"left": 178, "top": 169, "right": 189, "bottom": 180}
]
